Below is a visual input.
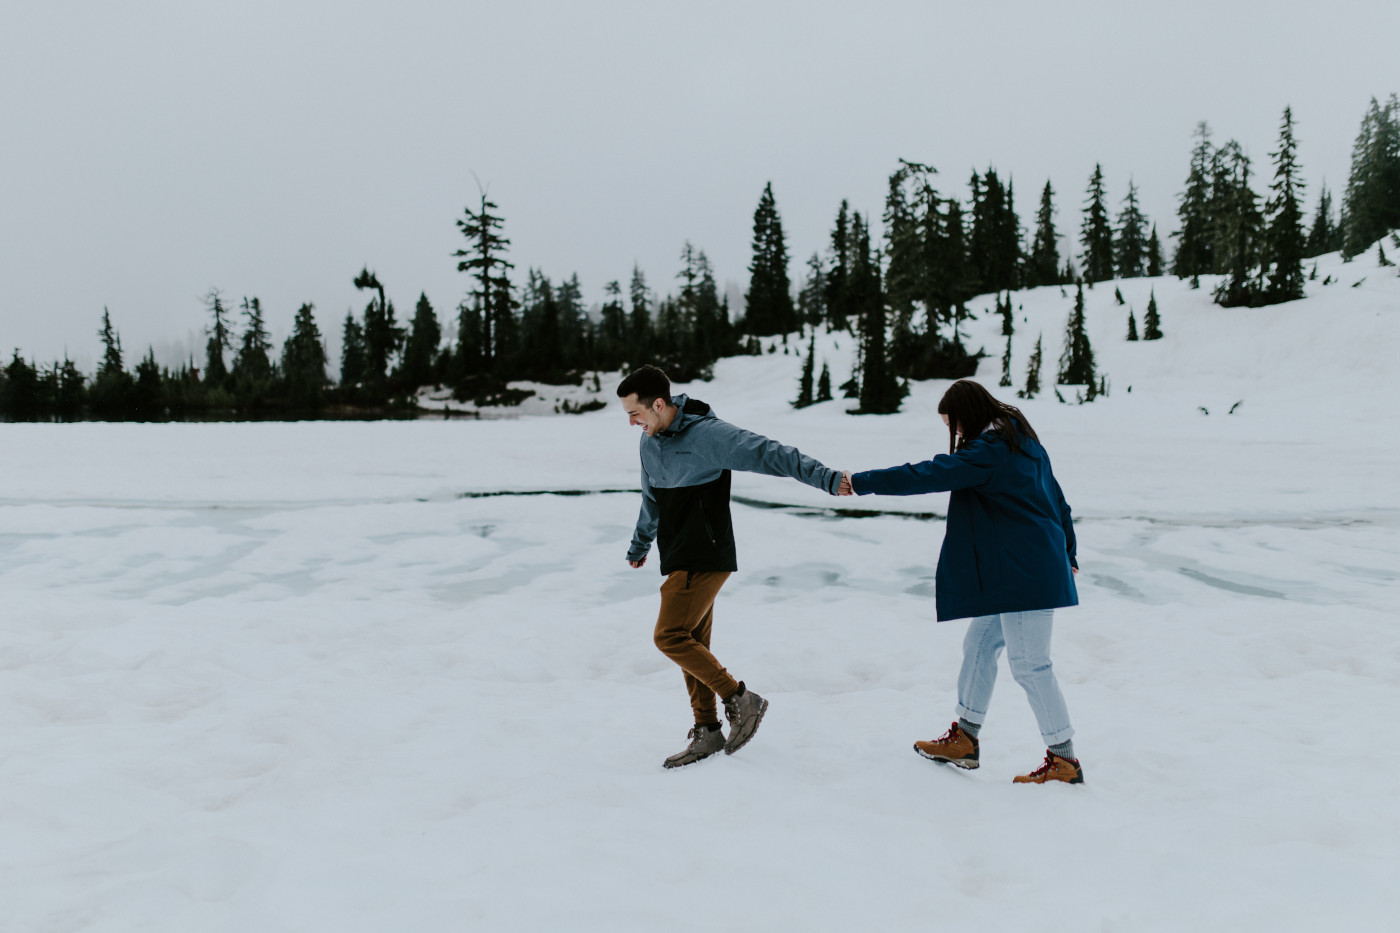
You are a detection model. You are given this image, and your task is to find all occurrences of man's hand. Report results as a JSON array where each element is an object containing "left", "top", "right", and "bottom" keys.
[
  {"left": 629, "top": 557, "right": 647, "bottom": 569},
  {"left": 837, "top": 471, "right": 855, "bottom": 496}
]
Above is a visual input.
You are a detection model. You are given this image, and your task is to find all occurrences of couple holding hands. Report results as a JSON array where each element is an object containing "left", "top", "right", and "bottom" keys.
[{"left": 619, "top": 365, "right": 1083, "bottom": 784}]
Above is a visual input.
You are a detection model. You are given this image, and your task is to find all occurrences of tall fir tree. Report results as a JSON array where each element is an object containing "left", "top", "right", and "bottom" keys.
[
  {"left": 797, "top": 253, "right": 827, "bottom": 326},
  {"left": 1262, "top": 106, "right": 1307, "bottom": 304},
  {"left": 793, "top": 334, "right": 816, "bottom": 408},
  {"left": 816, "top": 360, "right": 832, "bottom": 402},
  {"left": 1173, "top": 122, "right": 1215, "bottom": 278},
  {"left": 1341, "top": 95, "right": 1400, "bottom": 258},
  {"left": 1127, "top": 309, "right": 1139, "bottom": 341},
  {"left": 454, "top": 191, "right": 515, "bottom": 374},
  {"left": 355, "top": 268, "right": 403, "bottom": 393},
  {"left": 400, "top": 292, "right": 441, "bottom": 389},
  {"left": 628, "top": 264, "right": 652, "bottom": 361},
  {"left": 999, "top": 333, "right": 1013, "bottom": 387},
  {"left": 281, "top": 303, "right": 328, "bottom": 408},
  {"left": 1114, "top": 181, "right": 1149, "bottom": 278},
  {"left": 1079, "top": 164, "right": 1115, "bottom": 283},
  {"left": 1018, "top": 334, "right": 1043, "bottom": 399},
  {"left": 743, "top": 181, "right": 796, "bottom": 335},
  {"left": 825, "top": 200, "right": 853, "bottom": 330},
  {"left": 852, "top": 212, "right": 901, "bottom": 414},
  {"left": 1306, "top": 183, "right": 1342, "bottom": 257},
  {"left": 1146, "top": 223, "right": 1164, "bottom": 276},
  {"left": 232, "top": 296, "right": 274, "bottom": 393},
  {"left": 1143, "top": 289, "right": 1163, "bottom": 340},
  {"left": 202, "top": 289, "right": 232, "bottom": 386},
  {"left": 1058, "top": 283, "right": 1096, "bottom": 386},
  {"left": 1029, "top": 180, "right": 1062, "bottom": 287},
  {"left": 1211, "top": 142, "right": 1264, "bottom": 307},
  {"left": 92, "top": 307, "right": 132, "bottom": 413},
  {"left": 340, "top": 312, "right": 367, "bottom": 389}
]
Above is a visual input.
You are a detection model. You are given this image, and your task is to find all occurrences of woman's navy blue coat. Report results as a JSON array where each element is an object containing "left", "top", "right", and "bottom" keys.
[{"left": 851, "top": 429, "right": 1078, "bottom": 622}]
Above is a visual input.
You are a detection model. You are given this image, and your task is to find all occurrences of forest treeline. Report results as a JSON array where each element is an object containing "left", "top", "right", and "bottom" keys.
[{"left": 3, "top": 95, "right": 1398, "bottom": 421}]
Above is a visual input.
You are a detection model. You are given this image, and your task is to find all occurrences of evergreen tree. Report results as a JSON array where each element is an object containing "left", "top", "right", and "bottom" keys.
[
  {"left": 1306, "top": 183, "right": 1341, "bottom": 257},
  {"left": 355, "top": 268, "right": 403, "bottom": 393},
  {"left": 1127, "top": 309, "right": 1139, "bottom": 341},
  {"left": 1114, "top": 180, "right": 1149, "bottom": 278},
  {"left": 816, "top": 361, "right": 832, "bottom": 402},
  {"left": 794, "top": 335, "right": 815, "bottom": 408},
  {"left": 999, "top": 333, "right": 1013, "bottom": 387},
  {"left": 797, "top": 253, "right": 827, "bottom": 326},
  {"left": 1147, "top": 223, "right": 1164, "bottom": 276},
  {"left": 400, "top": 292, "right": 441, "bottom": 390},
  {"left": 598, "top": 280, "right": 627, "bottom": 369},
  {"left": 1019, "top": 334, "right": 1043, "bottom": 399},
  {"left": 92, "top": 307, "right": 132, "bottom": 414},
  {"left": 852, "top": 212, "right": 901, "bottom": 414},
  {"left": 999, "top": 292, "right": 1014, "bottom": 336},
  {"left": 132, "top": 348, "right": 163, "bottom": 417},
  {"left": 1143, "top": 289, "right": 1163, "bottom": 340},
  {"left": 1342, "top": 95, "right": 1400, "bottom": 258},
  {"left": 340, "top": 312, "right": 367, "bottom": 389},
  {"left": 282, "top": 303, "right": 328, "bottom": 408},
  {"left": 1058, "top": 283, "right": 1096, "bottom": 385},
  {"left": 1028, "top": 180, "right": 1061, "bottom": 287},
  {"left": 1079, "top": 164, "right": 1115, "bottom": 283},
  {"left": 1, "top": 351, "right": 41, "bottom": 418},
  {"left": 232, "top": 296, "right": 274, "bottom": 395},
  {"left": 1211, "top": 142, "right": 1264, "bottom": 307},
  {"left": 743, "top": 182, "right": 796, "bottom": 335},
  {"left": 1173, "top": 122, "right": 1215, "bottom": 278},
  {"left": 454, "top": 191, "right": 515, "bottom": 374},
  {"left": 824, "top": 200, "right": 853, "bottom": 330},
  {"left": 53, "top": 357, "right": 86, "bottom": 415},
  {"left": 1261, "top": 106, "right": 1307, "bottom": 304},
  {"left": 628, "top": 264, "right": 652, "bottom": 357},
  {"left": 202, "top": 289, "right": 232, "bottom": 386}
]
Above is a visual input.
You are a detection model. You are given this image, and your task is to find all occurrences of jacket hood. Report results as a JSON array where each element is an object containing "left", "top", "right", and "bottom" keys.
[{"left": 660, "top": 394, "right": 714, "bottom": 436}]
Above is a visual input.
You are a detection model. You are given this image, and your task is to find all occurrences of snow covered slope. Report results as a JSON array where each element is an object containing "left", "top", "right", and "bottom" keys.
[{"left": 1, "top": 247, "right": 1398, "bottom": 931}]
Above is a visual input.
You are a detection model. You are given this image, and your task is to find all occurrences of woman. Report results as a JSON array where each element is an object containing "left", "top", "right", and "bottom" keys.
[{"left": 839, "top": 380, "right": 1083, "bottom": 784}]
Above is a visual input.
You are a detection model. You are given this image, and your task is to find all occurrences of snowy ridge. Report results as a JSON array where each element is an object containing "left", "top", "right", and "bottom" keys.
[{"left": 1, "top": 249, "right": 1398, "bottom": 930}]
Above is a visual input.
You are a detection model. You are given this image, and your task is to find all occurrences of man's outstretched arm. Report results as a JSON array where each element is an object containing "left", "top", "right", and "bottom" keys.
[{"left": 708, "top": 421, "right": 841, "bottom": 494}]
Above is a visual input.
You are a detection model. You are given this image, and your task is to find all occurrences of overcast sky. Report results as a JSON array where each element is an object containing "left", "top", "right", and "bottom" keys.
[{"left": 3, "top": 0, "right": 1397, "bottom": 370}]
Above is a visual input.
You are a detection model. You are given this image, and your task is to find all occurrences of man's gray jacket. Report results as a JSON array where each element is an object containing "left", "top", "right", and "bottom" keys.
[{"left": 627, "top": 395, "right": 841, "bottom": 574}]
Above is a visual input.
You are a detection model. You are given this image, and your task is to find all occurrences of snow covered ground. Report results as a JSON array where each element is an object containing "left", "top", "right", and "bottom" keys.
[{"left": 2, "top": 249, "right": 1399, "bottom": 931}]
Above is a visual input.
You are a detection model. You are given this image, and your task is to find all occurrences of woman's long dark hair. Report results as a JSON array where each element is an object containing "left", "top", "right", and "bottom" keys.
[{"left": 937, "top": 380, "right": 1039, "bottom": 455}]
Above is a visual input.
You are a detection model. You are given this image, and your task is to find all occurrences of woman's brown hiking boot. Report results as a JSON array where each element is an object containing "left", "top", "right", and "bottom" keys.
[
  {"left": 1013, "top": 750, "right": 1085, "bottom": 784},
  {"left": 913, "top": 722, "right": 980, "bottom": 769}
]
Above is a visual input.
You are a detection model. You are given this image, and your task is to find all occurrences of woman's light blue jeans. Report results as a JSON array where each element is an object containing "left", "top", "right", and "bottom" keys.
[{"left": 955, "top": 609, "right": 1074, "bottom": 747}]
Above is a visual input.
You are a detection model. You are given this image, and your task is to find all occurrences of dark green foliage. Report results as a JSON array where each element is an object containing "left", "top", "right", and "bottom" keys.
[
  {"left": 816, "top": 361, "right": 832, "bottom": 402},
  {"left": 454, "top": 192, "right": 516, "bottom": 376},
  {"left": 201, "top": 290, "right": 232, "bottom": 387},
  {"left": 797, "top": 253, "right": 827, "bottom": 326},
  {"left": 1147, "top": 224, "right": 1164, "bottom": 277},
  {"left": 1261, "top": 107, "right": 1308, "bottom": 305},
  {"left": 400, "top": 292, "right": 441, "bottom": 390},
  {"left": 1114, "top": 181, "right": 1149, "bottom": 278},
  {"left": 1143, "top": 290, "right": 1163, "bottom": 340},
  {"left": 90, "top": 308, "right": 132, "bottom": 414},
  {"left": 1342, "top": 95, "right": 1400, "bottom": 259},
  {"left": 1127, "top": 309, "right": 1139, "bottom": 341},
  {"left": 1018, "top": 334, "right": 1043, "bottom": 400},
  {"left": 232, "top": 296, "right": 275, "bottom": 403},
  {"left": 2, "top": 351, "right": 42, "bottom": 417},
  {"left": 1306, "top": 184, "right": 1343, "bottom": 257},
  {"left": 1080, "top": 164, "right": 1115, "bottom": 283},
  {"left": 282, "top": 303, "right": 328, "bottom": 409},
  {"left": 1058, "top": 284, "right": 1096, "bottom": 386},
  {"left": 1114, "top": 287, "right": 1125, "bottom": 306},
  {"left": 825, "top": 200, "right": 853, "bottom": 331},
  {"left": 340, "top": 313, "right": 367, "bottom": 389},
  {"left": 1211, "top": 142, "right": 1264, "bottom": 307},
  {"left": 968, "top": 168, "right": 1022, "bottom": 294},
  {"left": 743, "top": 182, "right": 796, "bottom": 336},
  {"left": 1173, "top": 123, "right": 1216, "bottom": 278},
  {"left": 1028, "top": 181, "right": 1062, "bottom": 287},
  {"left": 131, "top": 348, "right": 164, "bottom": 418},
  {"left": 999, "top": 293, "right": 1014, "bottom": 336},
  {"left": 851, "top": 211, "right": 902, "bottom": 414},
  {"left": 355, "top": 268, "right": 404, "bottom": 397},
  {"left": 999, "top": 333, "right": 1012, "bottom": 387},
  {"left": 794, "top": 335, "right": 815, "bottom": 408}
]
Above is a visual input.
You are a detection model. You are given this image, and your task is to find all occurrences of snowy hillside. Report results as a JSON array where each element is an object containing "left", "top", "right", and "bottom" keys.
[{"left": 1, "top": 247, "right": 1398, "bottom": 931}]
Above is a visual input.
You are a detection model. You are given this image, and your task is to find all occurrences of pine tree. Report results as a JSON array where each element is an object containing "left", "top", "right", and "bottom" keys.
[
  {"left": 1306, "top": 183, "right": 1341, "bottom": 257},
  {"left": 1058, "top": 283, "right": 1096, "bottom": 385},
  {"left": 282, "top": 303, "right": 328, "bottom": 408},
  {"left": 132, "top": 348, "right": 163, "bottom": 417},
  {"left": 92, "top": 307, "right": 132, "bottom": 414},
  {"left": 852, "top": 212, "right": 901, "bottom": 414},
  {"left": 816, "top": 361, "right": 832, "bottom": 402},
  {"left": 400, "top": 292, "right": 441, "bottom": 390},
  {"left": 598, "top": 280, "right": 627, "bottom": 369},
  {"left": 999, "top": 332, "right": 1013, "bottom": 387},
  {"left": 232, "top": 296, "right": 274, "bottom": 394},
  {"left": 1212, "top": 142, "right": 1264, "bottom": 307},
  {"left": 1080, "top": 164, "right": 1115, "bottom": 283},
  {"left": 1000, "top": 292, "right": 1014, "bottom": 336},
  {"left": 355, "top": 268, "right": 403, "bottom": 393},
  {"left": 1029, "top": 180, "right": 1061, "bottom": 287},
  {"left": 1342, "top": 95, "right": 1400, "bottom": 258},
  {"left": 1127, "top": 309, "right": 1139, "bottom": 341},
  {"left": 1143, "top": 289, "right": 1163, "bottom": 340},
  {"left": 744, "top": 181, "right": 796, "bottom": 336},
  {"left": 454, "top": 191, "right": 515, "bottom": 374},
  {"left": 1114, "top": 180, "right": 1149, "bottom": 278},
  {"left": 340, "top": 312, "right": 367, "bottom": 389},
  {"left": 1261, "top": 106, "right": 1307, "bottom": 305},
  {"left": 794, "top": 335, "right": 815, "bottom": 408},
  {"left": 1147, "top": 224, "right": 1164, "bottom": 276},
  {"left": 2, "top": 351, "right": 41, "bottom": 417},
  {"left": 825, "top": 200, "right": 853, "bottom": 331},
  {"left": 1018, "top": 334, "right": 1043, "bottom": 399},
  {"left": 797, "top": 253, "right": 827, "bottom": 326},
  {"left": 202, "top": 289, "right": 232, "bottom": 386},
  {"left": 628, "top": 264, "right": 652, "bottom": 358},
  {"left": 1173, "top": 122, "right": 1215, "bottom": 278}
]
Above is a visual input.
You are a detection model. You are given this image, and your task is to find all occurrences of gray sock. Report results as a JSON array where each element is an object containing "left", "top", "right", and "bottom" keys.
[
  {"left": 1049, "top": 739, "right": 1076, "bottom": 760},
  {"left": 957, "top": 718, "right": 981, "bottom": 739}
]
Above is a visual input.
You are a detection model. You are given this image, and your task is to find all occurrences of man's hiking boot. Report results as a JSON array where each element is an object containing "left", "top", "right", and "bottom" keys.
[
  {"left": 722, "top": 682, "right": 768, "bottom": 755},
  {"left": 663, "top": 724, "right": 726, "bottom": 769},
  {"left": 1013, "top": 750, "right": 1085, "bottom": 785},
  {"left": 914, "top": 722, "right": 980, "bottom": 769}
]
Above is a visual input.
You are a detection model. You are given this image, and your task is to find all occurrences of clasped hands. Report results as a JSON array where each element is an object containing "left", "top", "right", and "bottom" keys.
[{"left": 836, "top": 470, "right": 855, "bottom": 497}]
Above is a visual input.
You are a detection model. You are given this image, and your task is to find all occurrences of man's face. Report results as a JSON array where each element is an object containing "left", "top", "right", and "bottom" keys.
[{"left": 621, "top": 394, "right": 668, "bottom": 436}]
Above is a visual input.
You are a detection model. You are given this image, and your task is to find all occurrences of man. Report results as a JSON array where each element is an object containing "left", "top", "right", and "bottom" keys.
[{"left": 619, "top": 364, "right": 847, "bottom": 768}]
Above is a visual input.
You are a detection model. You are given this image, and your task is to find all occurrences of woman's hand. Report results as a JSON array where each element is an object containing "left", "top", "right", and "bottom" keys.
[{"left": 837, "top": 471, "right": 855, "bottom": 496}]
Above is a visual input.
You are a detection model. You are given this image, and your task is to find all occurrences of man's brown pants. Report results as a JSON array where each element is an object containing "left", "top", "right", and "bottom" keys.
[{"left": 654, "top": 570, "right": 739, "bottom": 726}]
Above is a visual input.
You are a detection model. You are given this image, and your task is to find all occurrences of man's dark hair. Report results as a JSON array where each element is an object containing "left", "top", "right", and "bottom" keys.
[{"left": 617, "top": 365, "right": 671, "bottom": 407}]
